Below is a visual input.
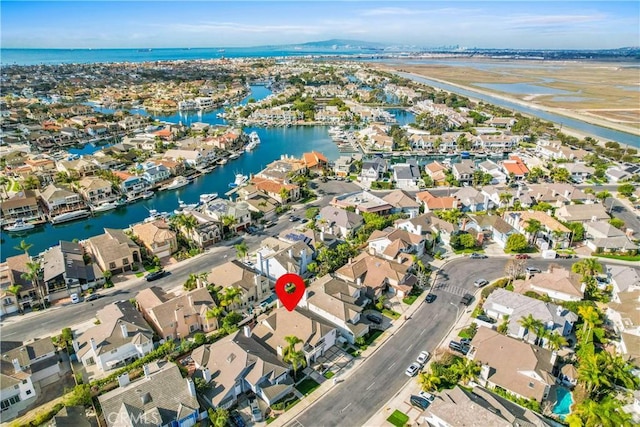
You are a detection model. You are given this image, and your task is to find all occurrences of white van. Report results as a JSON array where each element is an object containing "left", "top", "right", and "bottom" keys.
[{"left": 70, "top": 293, "right": 80, "bottom": 304}]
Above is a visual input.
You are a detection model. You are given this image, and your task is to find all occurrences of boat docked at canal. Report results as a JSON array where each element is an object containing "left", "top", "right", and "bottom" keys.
[
  {"left": 228, "top": 152, "right": 241, "bottom": 160},
  {"left": 228, "top": 173, "right": 248, "bottom": 188},
  {"left": 91, "top": 200, "right": 122, "bottom": 213},
  {"left": 199, "top": 193, "right": 218, "bottom": 204},
  {"left": 50, "top": 209, "right": 91, "bottom": 225},
  {"left": 3, "top": 218, "right": 36, "bottom": 232},
  {"left": 163, "top": 176, "right": 190, "bottom": 191}
]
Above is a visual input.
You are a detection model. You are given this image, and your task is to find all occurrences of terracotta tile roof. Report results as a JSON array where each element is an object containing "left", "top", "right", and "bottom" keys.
[{"left": 303, "top": 151, "right": 328, "bottom": 168}]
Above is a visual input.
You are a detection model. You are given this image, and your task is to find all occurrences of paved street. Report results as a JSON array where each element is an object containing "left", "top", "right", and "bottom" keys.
[{"left": 604, "top": 196, "right": 640, "bottom": 239}]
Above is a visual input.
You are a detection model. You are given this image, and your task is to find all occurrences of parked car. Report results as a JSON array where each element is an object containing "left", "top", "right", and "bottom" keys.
[
  {"left": 70, "top": 293, "right": 81, "bottom": 304},
  {"left": 460, "top": 294, "right": 474, "bottom": 306},
  {"left": 526, "top": 267, "right": 542, "bottom": 274},
  {"left": 515, "top": 254, "right": 530, "bottom": 259},
  {"left": 264, "top": 221, "right": 276, "bottom": 228},
  {"left": 460, "top": 338, "right": 472, "bottom": 346},
  {"left": 405, "top": 362, "right": 421, "bottom": 377},
  {"left": 85, "top": 293, "right": 102, "bottom": 302},
  {"left": 477, "top": 314, "right": 497, "bottom": 324},
  {"left": 449, "top": 341, "right": 470, "bottom": 355},
  {"left": 469, "top": 253, "right": 487, "bottom": 259},
  {"left": 473, "top": 278, "right": 489, "bottom": 288},
  {"left": 249, "top": 398, "right": 262, "bottom": 422},
  {"left": 229, "top": 412, "right": 246, "bottom": 427},
  {"left": 556, "top": 253, "right": 573, "bottom": 259},
  {"left": 366, "top": 313, "right": 383, "bottom": 324},
  {"left": 418, "top": 391, "right": 435, "bottom": 403},
  {"left": 425, "top": 293, "right": 436, "bottom": 303},
  {"left": 145, "top": 270, "right": 166, "bottom": 282},
  {"left": 416, "top": 351, "right": 430, "bottom": 365},
  {"left": 410, "top": 395, "right": 430, "bottom": 410}
]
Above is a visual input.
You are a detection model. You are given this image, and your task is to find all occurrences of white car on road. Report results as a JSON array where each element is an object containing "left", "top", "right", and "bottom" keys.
[
  {"left": 405, "top": 362, "right": 421, "bottom": 377},
  {"left": 416, "top": 351, "right": 430, "bottom": 366}
]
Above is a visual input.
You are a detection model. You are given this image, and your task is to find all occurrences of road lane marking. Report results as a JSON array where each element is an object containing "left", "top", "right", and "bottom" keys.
[
  {"left": 387, "top": 361, "right": 397, "bottom": 370},
  {"left": 341, "top": 403, "right": 352, "bottom": 412},
  {"left": 420, "top": 329, "right": 426, "bottom": 336},
  {"left": 366, "top": 381, "right": 376, "bottom": 391}
]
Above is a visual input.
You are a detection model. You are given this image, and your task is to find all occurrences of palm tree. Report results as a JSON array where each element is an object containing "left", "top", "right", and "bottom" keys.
[
  {"left": 220, "top": 287, "right": 242, "bottom": 310},
  {"left": 578, "top": 353, "right": 609, "bottom": 396},
  {"left": 546, "top": 331, "right": 568, "bottom": 351},
  {"left": 566, "top": 396, "right": 631, "bottom": 427},
  {"left": 577, "top": 305, "right": 601, "bottom": 341},
  {"left": 206, "top": 305, "right": 225, "bottom": 322},
  {"left": 518, "top": 314, "right": 542, "bottom": 343},
  {"left": 283, "top": 349, "right": 307, "bottom": 379},
  {"left": 571, "top": 258, "right": 603, "bottom": 278},
  {"left": 283, "top": 335, "right": 303, "bottom": 358},
  {"left": 453, "top": 358, "right": 481, "bottom": 385},
  {"left": 21, "top": 260, "right": 46, "bottom": 308},
  {"left": 6, "top": 284, "right": 22, "bottom": 311},
  {"left": 221, "top": 215, "right": 238, "bottom": 237},
  {"left": 234, "top": 242, "right": 249, "bottom": 261},
  {"left": 595, "top": 190, "right": 611, "bottom": 203},
  {"left": 14, "top": 239, "right": 33, "bottom": 255},
  {"left": 599, "top": 351, "right": 639, "bottom": 391},
  {"left": 417, "top": 370, "right": 441, "bottom": 392},
  {"left": 524, "top": 218, "right": 542, "bottom": 246},
  {"left": 498, "top": 192, "right": 513, "bottom": 208},
  {"left": 184, "top": 273, "right": 199, "bottom": 291}
]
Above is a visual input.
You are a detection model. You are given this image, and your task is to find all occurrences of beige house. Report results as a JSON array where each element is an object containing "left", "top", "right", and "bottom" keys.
[
  {"left": 0, "top": 190, "right": 42, "bottom": 222},
  {"left": 335, "top": 252, "right": 417, "bottom": 298},
  {"left": 136, "top": 287, "right": 217, "bottom": 341},
  {"left": 84, "top": 228, "right": 141, "bottom": 274},
  {"left": 514, "top": 266, "right": 585, "bottom": 302},
  {"left": 131, "top": 220, "right": 178, "bottom": 259},
  {"left": 468, "top": 327, "right": 557, "bottom": 402},
  {"left": 39, "top": 184, "right": 85, "bottom": 215},
  {"left": 77, "top": 176, "right": 117, "bottom": 205},
  {"left": 208, "top": 260, "right": 271, "bottom": 310}
]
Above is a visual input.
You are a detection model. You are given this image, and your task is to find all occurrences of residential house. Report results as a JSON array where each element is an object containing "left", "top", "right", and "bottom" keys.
[
  {"left": 98, "top": 361, "right": 200, "bottom": 427},
  {"left": 453, "top": 187, "right": 492, "bottom": 212},
  {"left": 584, "top": 221, "right": 638, "bottom": 253},
  {"left": 256, "top": 155, "right": 307, "bottom": 182},
  {"left": 83, "top": 228, "right": 141, "bottom": 274},
  {"left": 515, "top": 266, "right": 585, "bottom": 302},
  {"left": 335, "top": 252, "right": 417, "bottom": 299},
  {"left": 452, "top": 160, "right": 475, "bottom": 185},
  {"left": 556, "top": 204, "right": 610, "bottom": 224},
  {"left": 395, "top": 212, "right": 458, "bottom": 246},
  {"left": 300, "top": 274, "right": 369, "bottom": 344},
  {"left": 131, "top": 220, "right": 178, "bottom": 259},
  {"left": 358, "top": 158, "right": 387, "bottom": 188},
  {"left": 251, "top": 177, "right": 300, "bottom": 204},
  {"left": 163, "top": 148, "right": 206, "bottom": 169},
  {"left": 421, "top": 385, "right": 555, "bottom": 427},
  {"left": 39, "top": 184, "right": 85, "bottom": 216},
  {"left": 536, "top": 140, "right": 589, "bottom": 161},
  {"left": 204, "top": 199, "right": 251, "bottom": 233},
  {"left": 302, "top": 151, "right": 328, "bottom": 172},
  {"left": 175, "top": 211, "right": 222, "bottom": 249},
  {"left": 0, "top": 190, "right": 42, "bottom": 222},
  {"left": 77, "top": 176, "right": 117, "bottom": 205},
  {"left": 464, "top": 214, "right": 518, "bottom": 248},
  {"left": 559, "top": 163, "right": 595, "bottom": 183},
  {"left": 208, "top": 260, "right": 272, "bottom": 310},
  {"left": 118, "top": 174, "right": 150, "bottom": 197},
  {"left": 367, "top": 227, "right": 427, "bottom": 260},
  {"left": 424, "top": 161, "right": 449, "bottom": 186},
  {"left": 141, "top": 164, "right": 171, "bottom": 185},
  {"left": 252, "top": 307, "right": 338, "bottom": 365},
  {"left": 0, "top": 254, "right": 41, "bottom": 314},
  {"left": 477, "top": 134, "right": 519, "bottom": 150},
  {"left": 49, "top": 406, "right": 92, "bottom": 427},
  {"left": 41, "top": 241, "right": 104, "bottom": 300},
  {"left": 382, "top": 189, "right": 420, "bottom": 218},
  {"left": 501, "top": 156, "right": 529, "bottom": 181},
  {"left": 191, "top": 330, "right": 293, "bottom": 409},
  {"left": 524, "top": 183, "right": 596, "bottom": 207},
  {"left": 136, "top": 287, "right": 218, "bottom": 341},
  {"left": 237, "top": 187, "right": 278, "bottom": 219},
  {"left": 503, "top": 211, "right": 570, "bottom": 250},
  {"left": 487, "top": 117, "right": 516, "bottom": 128},
  {"left": 415, "top": 190, "right": 458, "bottom": 212},
  {"left": 73, "top": 301, "right": 154, "bottom": 373},
  {"left": 331, "top": 191, "right": 393, "bottom": 215},
  {"left": 478, "top": 160, "right": 507, "bottom": 184},
  {"left": 392, "top": 161, "right": 420, "bottom": 190},
  {"left": 117, "top": 114, "right": 148, "bottom": 132},
  {"left": 318, "top": 206, "right": 364, "bottom": 238},
  {"left": 333, "top": 155, "right": 356, "bottom": 177},
  {"left": 484, "top": 288, "right": 577, "bottom": 345},
  {"left": 255, "top": 240, "right": 314, "bottom": 281},
  {"left": 57, "top": 158, "right": 100, "bottom": 177},
  {"left": 605, "top": 167, "right": 631, "bottom": 183},
  {"left": 468, "top": 327, "right": 557, "bottom": 402},
  {"left": 605, "top": 265, "right": 640, "bottom": 359}
]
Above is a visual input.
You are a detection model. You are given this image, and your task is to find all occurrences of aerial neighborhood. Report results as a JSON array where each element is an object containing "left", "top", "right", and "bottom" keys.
[{"left": 0, "top": 56, "right": 639, "bottom": 427}]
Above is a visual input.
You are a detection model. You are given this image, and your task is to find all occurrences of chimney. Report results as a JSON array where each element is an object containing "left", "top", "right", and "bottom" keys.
[
  {"left": 356, "top": 277, "right": 362, "bottom": 287},
  {"left": 625, "top": 228, "right": 634, "bottom": 238},
  {"left": 12, "top": 359, "right": 21, "bottom": 372},
  {"left": 139, "top": 390, "right": 152, "bottom": 405},
  {"left": 591, "top": 215, "right": 597, "bottom": 222},
  {"left": 397, "top": 255, "right": 403, "bottom": 264},
  {"left": 188, "top": 294, "right": 194, "bottom": 307},
  {"left": 556, "top": 305, "right": 563, "bottom": 316},
  {"left": 203, "top": 367, "right": 211, "bottom": 382},
  {"left": 143, "top": 364, "right": 151, "bottom": 379},
  {"left": 550, "top": 351, "right": 558, "bottom": 366},
  {"left": 120, "top": 322, "right": 128, "bottom": 339},
  {"left": 288, "top": 248, "right": 294, "bottom": 259},
  {"left": 257, "top": 251, "right": 264, "bottom": 275},
  {"left": 90, "top": 338, "right": 97, "bottom": 352},
  {"left": 416, "top": 224, "right": 423, "bottom": 235},
  {"left": 299, "top": 288, "right": 308, "bottom": 307},
  {"left": 175, "top": 306, "right": 183, "bottom": 324},
  {"left": 186, "top": 378, "right": 196, "bottom": 397},
  {"left": 118, "top": 373, "right": 130, "bottom": 388},
  {"left": 564, "top": 190, "right": 570, "bottom": 199},
  {"left": 320, "top": 231, "right": 325, "bottom": 242},
  {"left": 243, "top": 325, "right": 252, "bottom": 338},
  {"left": 480, "top": 364, "right": 490, "bottom": 381},
  {"left": 348, "top": 257, "right": 353, "bottom": 265}
]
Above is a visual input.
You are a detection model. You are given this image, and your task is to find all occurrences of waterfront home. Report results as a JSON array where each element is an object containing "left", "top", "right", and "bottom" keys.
[
  {"left": 464, "top": 214, "right": 518, "bottom": 248},
  {"left": 252, "top": 177, "right": 300, "bottom": 204},
  {"left": 0, "top": 254, "right": 42, "bottom": 314},
  {"left": 331, "top": 190, "right": 393, "bottom": 215},
  {"left": 477, "top": 160, "right": 507, "bottom": 184},
  {"left": 57, "top": 157, "right": 100, "bottom": 177},
  {"left": 255, "top": 240, "right": 314, "bottom": 281},
  {"left": 191, "top": 330, "right": 293, "bottom": 409},
  {"left": 584, "top": 221, "right": 638, "bottom": 253},
  {"left": 333, "top": 155, "right": 357, "bottom": 177},
  {"left": 358, "top": 158, "right": 388, "bottom": 188},
  {"left": 452, "top": 160, "right": 475, "bottom": 185},
  {"left": 421, "top": 385, "right": 555, "bottom": 427},
  {"left": 605, "top": 267, "right": 640, "bottom": 359},
  {"left": 484, "top": 288, "right": 577, "bottom": 345},
  {"left": 250, "top": 107, "right": 302, "bottom": 123},
  {"left": 136, "top": 287, "right": 218, "bottom": 340},
  {"left": 501, "top": 155, "right": 529, "bottom": 181},
  {"left": 98, "top": 361, "right": 200, "bottom": 427},
  {"left": 39, "top": 184, "right": 86, "bottom": 216},
  {"left": 503, "top": 211, "right": 570, "bottom": 249},
  {"left": 335, "top": 252, "right": 416, "bottom": 299},
  {"left": 487, "top": 117, "right": 516, "bottom": 128},
  {"left": 424, "top": 161, "right": 449, "bottom": 185},
  {"left": 163, "top": 148, "right": 206, "bottom": 168},
  {"left": 73, "top": 301, "right": 154, "bottom": 373},
  {"left": 467, "top": 327, "right": 557, "bottom": 402},
  {"left": 117, "top": 114, "right": 148, "bottom": 132},
  {"left": 24, "top": 157, "right": 56, "bottom": 174},
  {"left": 176, "top": 210, "right": 222, "bottom": 249},
  {"left": 416, "top": 190, "right": 458, "bottom": 213},
  {"left": 116, "top": 173, "right": 150, "bottom": 197},
  {"left": 382, "top": 189, "right": 420, "bottom": 218},
  {"left": 0, "top": 190, "right": 42, "bottom": 223},
  {"left": 252, "top": 306, "right": 338, "bottom": 365},
  {"left": 203, "top": 199, "right": 251, "bottom": 233},
  {"left": 140, "top": 163, "right": 171, "bottom": 184},
  {"left": 556, "top": 203, "right": 610, "bottom": 223},
  {"left": 83, "top": 228, "right": 141, "bottom": 274},
  {"left": 42, "top": 241, "right": 105, "bottom": 299},
  {"left": 302, "top": 151, "right": 329, "bottom": 172},
  {"left": 77, "top": 176, "right": 118, "bottom": 205},
  {"left": 367, "top": 227, "right": 427, "bottom": 260},
  {"left": 256, "top": 154, "right": 307, "bottom": 181},
  {"left": 318, "top": 206, "right": 364, "bottom": 238},
  {"left": 392, "top": 161, "right": 421, "bottom": 190},
  {"left": 237, "top": 186, "right": 278, "bottom": 218},
  {"left": 453, "top": 186, "right": 492, "bottom": 212},
  {"left": 209, "top": 260, "right": 272, "bottom": 311},
  {"left": 515, "top": 266, "right": 585, "bottom": 302},
  {"left": 131, "top": 220, "right": 178, "bottom": 259},
  {"left": 477, "top": 134, "right": 519, "bottom": 150}
]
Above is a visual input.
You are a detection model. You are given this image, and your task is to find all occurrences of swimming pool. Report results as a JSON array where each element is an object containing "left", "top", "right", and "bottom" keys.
[{"left": 552, "top": 387, "right": 573, "bottom": 419}]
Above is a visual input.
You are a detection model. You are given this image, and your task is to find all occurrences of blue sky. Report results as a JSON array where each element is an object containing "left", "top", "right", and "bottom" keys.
[{"left": 2, "top": 1, "right": 638, "bottom": 49}]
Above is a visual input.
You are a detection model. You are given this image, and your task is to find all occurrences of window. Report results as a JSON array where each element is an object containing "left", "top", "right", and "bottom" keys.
[
  {"left": 109, "top": 262, "right": 116, "bottom": 270},
  {"left": 122, "top": 258, "right": 129, "bottom": 265},
  {"left": 26, "top": 390, "right": 32, "bottom": 395},
  {"left": 3, "top": 298, "right": 13, "bottom": 306},
  {"left": 528, "top": 382, "right": 535, "bottom": 388},
  {"left": 22, "top": 380, "right": 27, "bottom": 384}
]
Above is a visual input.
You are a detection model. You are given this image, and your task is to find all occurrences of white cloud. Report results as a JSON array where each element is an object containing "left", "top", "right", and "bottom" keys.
[
  {"left": 360, "top": 7, "right": 420, "bottom": 17},
  {"left": 168, "top": 22, "right": 321, "bottom": 35}
]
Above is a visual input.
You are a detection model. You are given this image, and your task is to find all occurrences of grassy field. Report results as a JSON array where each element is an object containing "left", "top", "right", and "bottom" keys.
[{"left": 386, "top": 409, "right": 410, "bottom": 427}]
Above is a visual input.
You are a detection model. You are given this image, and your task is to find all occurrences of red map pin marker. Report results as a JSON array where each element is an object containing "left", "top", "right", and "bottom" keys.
[{"left": 275, "top": 273, "right": 306, "bottom": 311}]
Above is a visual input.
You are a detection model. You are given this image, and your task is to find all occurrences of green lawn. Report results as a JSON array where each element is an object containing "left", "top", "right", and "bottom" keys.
[
  {"left": 323, "top": 371, "right": 335, "bottom": 379},
  {"left": 295, "top": 378, "right": 320, "bottom": 396},
  {"left": 364, "top": 329, "right": 383, "bottom": 346},
  {"left": 594, "top": 253, "right": 640, "bottom": 262},
  {"left": 382, "top": 309, "right": 401, "bottom": 320},
  {"left": 453, "top": 248, "right": 485, "bottom": 254},
  {"left": 402, "top": 295, "right": 418, "bottom": 305},
  {"left": 386, "top": 410, "right": 409, "bottom": 427}
]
